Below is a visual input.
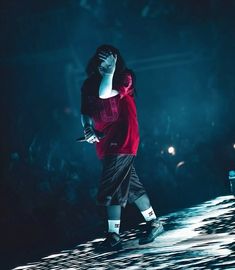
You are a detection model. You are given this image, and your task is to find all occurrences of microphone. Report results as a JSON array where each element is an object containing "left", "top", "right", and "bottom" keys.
[{"left": 76, "top": 130, "right": 105, "bottom": 142}]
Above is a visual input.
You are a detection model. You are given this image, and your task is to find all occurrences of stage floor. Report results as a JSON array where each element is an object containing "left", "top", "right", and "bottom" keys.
[{"left": 13, "top": 195, "right": 235, "bottom": 270}]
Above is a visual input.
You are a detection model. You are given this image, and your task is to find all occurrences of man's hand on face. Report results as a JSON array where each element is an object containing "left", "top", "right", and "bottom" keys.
[{"left": 98, "top": 51, "right": 117, "bottom": 75}]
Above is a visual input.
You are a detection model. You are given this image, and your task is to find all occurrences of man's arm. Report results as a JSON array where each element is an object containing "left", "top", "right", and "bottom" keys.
[
  {"left": 81, "top": 114, "right": 93, "bottom": 128},
  {"left": 81, "top": 114, "right": 99, "bottom": 143},
  {"left": 98, "top": 52, "right": 119, "bottom": 99},
  {"left": 99, "top": 74, "right": 119, "bottom": 99}
]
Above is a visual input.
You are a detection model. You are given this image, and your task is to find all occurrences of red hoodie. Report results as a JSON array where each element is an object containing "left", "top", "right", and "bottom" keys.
[{"left": 81, "top": 71, "right": 139, "bottom": 159}]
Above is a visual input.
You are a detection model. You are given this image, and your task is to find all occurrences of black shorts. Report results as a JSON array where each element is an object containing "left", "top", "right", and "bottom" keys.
[{"left": 97, "top": 155, "right": 146, "bottom": 208}]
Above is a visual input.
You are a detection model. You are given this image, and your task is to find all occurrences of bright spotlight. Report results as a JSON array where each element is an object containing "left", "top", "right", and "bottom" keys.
[
  {"left": 168, "top": 146, "right": 176, "bottom": 155},
  {"left": 233, "top": 144, "right": 235, "bottom": 149}
]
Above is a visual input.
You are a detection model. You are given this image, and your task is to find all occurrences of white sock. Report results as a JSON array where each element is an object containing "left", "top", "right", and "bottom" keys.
[
  {"left": 141, "top": 206, "right": 157, "bottom": 222},
  {"left": 108, "top": 220, "right": 120, "bottom": 234}
]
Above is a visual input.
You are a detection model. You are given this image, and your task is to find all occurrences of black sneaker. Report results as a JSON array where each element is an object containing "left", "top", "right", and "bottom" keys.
[
  {"left": 96, "top": 232, "right": 122, "bottom": 251},
  {"left": 139, "top": 219, "right": 164, "bottom": 245}
]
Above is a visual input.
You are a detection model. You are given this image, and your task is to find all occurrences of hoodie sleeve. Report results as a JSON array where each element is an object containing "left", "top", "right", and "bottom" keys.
[{"left": 115, "top": 72, "right": 134, "bottom": 98}]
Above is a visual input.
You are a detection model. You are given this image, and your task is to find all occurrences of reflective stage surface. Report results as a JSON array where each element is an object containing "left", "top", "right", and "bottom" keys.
[{"left": 13, "top": 196, "right": 235, "bottom": 270}]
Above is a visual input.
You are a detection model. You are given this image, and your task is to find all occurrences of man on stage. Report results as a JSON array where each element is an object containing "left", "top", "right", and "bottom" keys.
[{"left": 80, "top": 44, "right": 164, "bottom": 250}]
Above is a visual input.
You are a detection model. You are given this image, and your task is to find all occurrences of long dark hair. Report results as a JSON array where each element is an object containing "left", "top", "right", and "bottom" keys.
[{"left": 85, "top": 45, "right": 136, "bottom": 93}]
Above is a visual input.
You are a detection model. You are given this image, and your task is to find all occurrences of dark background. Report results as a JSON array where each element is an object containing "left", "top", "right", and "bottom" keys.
[{"left": 1, "top": 0, "right": 235, "bottom": 269}]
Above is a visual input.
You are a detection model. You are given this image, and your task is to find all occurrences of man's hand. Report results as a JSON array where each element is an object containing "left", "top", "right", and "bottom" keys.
[
  {"left": 98, "top": 51, "right": 117, "bottom": 75},
  {"left": 84, "top": 125, "right": 100, "bottom": 143}
]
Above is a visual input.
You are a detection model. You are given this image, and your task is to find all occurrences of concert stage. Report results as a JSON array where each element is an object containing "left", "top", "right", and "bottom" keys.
[{"left": 13, "top": 195, "right": 235, "bottom": 270}]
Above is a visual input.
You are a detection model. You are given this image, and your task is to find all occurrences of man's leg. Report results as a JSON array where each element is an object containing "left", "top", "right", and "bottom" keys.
[
  {"left": 97, "top": 155, "right": 136, "bottom": 250},
  {"left": 97, "top": 205, "right": 122, "bottom": 250},
  {"left": 134, "top": 194, "right": 157, "bottom": 221},
  {"left": 127, "top": 166, "right": 157, "bottom": 222},
  {"left": 107, "top": 205, "right": 121, "bottom": 235},
  {"left": 134, "top": 194, "right": 164, "bottom": 244}
]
